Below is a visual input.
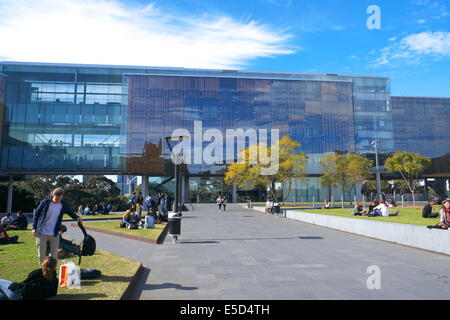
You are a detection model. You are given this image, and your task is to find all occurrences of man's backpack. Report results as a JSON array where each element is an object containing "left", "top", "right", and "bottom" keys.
[{"left": 78, "top": 221, "right": 96, "bottom": 265}]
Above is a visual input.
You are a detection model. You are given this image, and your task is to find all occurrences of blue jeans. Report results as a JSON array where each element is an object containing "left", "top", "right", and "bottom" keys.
[{"left": 0, "top": 279, "right": 21, "bottom": 300}]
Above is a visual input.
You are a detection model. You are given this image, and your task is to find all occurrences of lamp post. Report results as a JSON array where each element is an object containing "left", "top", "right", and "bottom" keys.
[
  {"left": 165, "top": 136, "right": 188, "bottom": 214},
  {"left": 372, "top": 140, "right": 382, "bottom": 201}
]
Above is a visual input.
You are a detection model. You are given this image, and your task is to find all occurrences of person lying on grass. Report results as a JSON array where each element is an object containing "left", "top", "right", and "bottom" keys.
[
  {"left": 427, "top": 200, "right": 450, "bottom": 230},
  {"left": 0, "top": 225, "right": 18, "bottom": 244},
  {"left": 0, "top": 255, "right": 58, "bottom": 300}
]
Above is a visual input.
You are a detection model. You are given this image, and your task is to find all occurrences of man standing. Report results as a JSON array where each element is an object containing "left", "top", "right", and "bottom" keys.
[{"left": 32, "top": 188, "right": 82, "bottom": 264}]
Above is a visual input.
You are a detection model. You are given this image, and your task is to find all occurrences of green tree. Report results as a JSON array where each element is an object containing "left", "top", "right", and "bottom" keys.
[
  {"left": 384, "top": 152, "right": 431, "bottom": 205},
  {"left": 320, "top": 152, "right": 373, "bottom": 204},
  {"left": 21, "top": 175, "right": 121, "bottom": 210},
  {"left": 83, "top": 176, "right": 120, "bottom": 208}
]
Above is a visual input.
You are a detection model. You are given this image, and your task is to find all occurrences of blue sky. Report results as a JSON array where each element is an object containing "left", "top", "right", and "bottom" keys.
[{"left": 0, "top": 0, "right": 449, "bottom": 96}]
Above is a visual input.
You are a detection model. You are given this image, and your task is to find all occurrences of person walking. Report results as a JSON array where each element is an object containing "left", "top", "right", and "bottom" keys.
[
  {"left": 217, "top": 196, "right": 222, "bottom": 212},
  {"left": 221, "top": 196, "right": 227, "bottom": 212},
  {"left": 32, "top": 188, "right": 82, "bottom": 265}
]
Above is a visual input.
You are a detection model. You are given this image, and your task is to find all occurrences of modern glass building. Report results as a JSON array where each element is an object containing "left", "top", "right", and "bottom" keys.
[{"left": 0, "top": 61, "right": 448, "bottom": 205}]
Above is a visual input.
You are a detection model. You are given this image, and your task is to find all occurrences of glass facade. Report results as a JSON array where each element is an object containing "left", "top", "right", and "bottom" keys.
[
  {"left": 0, "top": 63, "right": 124, "bottom": 173},
  {"left": 0, "top": 62, "right": 448, "bottom": 201},
  {"left": 392, "top": 96, "right": 450, "bottom": 159},
  {"left": 0, "top": 74, "right": 5, "bottom": 162},
  {"left": 122, "top": 74, "right": 356, "bottom": 176}
]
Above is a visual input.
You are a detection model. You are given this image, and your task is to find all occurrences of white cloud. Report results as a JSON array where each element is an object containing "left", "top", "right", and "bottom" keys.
[
  {"left": 375, "top": 31, "right": 450, "bottom": 66},
  {"left": 416, "top": 19, "right": 427, "bottom": 24},
  {"left": 0, "top": 0, "right": 296, "bottom": 69}
]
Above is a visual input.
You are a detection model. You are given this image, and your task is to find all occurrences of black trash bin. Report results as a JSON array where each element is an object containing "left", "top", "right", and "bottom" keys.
[
  {"left": 273, "top": 204, "right": 281, "bottom": 214},
  {"left": 168, "top": 216, "right": 181, "bottom": 235}
]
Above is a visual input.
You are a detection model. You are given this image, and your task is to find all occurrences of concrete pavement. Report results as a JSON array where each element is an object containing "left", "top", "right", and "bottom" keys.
[{"left": 64, "top": 203, "right": 450, "bottom": 300}]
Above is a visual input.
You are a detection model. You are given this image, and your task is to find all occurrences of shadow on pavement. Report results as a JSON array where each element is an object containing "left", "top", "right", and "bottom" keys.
[
  {"left": 178, "top": 240, "right": 220, "bottom": 244},
  {"left": 299, "top": 236, "right": 324, "bottom": 240},
  {"left": 145, "top": 283, "right": 198, "bottom": 291},
  {"left": 124, "top": 267, "right": 197, "bottom": 299},
  {"left": 179, "top": 236, "right": 324, "bottom": 241}
]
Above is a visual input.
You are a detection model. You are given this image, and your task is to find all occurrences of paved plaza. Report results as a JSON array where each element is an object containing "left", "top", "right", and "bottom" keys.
[{"left": 64, "top": 204, "right": 450, "bottom": 300}]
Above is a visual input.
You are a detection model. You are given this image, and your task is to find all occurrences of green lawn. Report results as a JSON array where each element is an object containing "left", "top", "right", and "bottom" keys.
[
  {"left": 0, "top": 229, "right": 141, "bottom": 300},
  {"left": 299, "top": 207, "right": 441, "bottom": 227},
  {"left": 84, "top": 221, "right": 167, "bottom": 240}
]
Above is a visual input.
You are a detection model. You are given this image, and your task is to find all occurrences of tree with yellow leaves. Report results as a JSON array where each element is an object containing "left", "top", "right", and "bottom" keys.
[{"left": 224, "top": 136, "right": 307, "bottom": 205}]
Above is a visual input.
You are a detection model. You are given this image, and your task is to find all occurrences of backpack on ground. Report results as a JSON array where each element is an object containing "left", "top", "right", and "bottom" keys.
[
  {"left": 119, "top": 222, "right": 126, "bottom": 228},
  {"left": 80, "top": 269, "right": 102, "bottom": 280},
  {"left": 78, "top": 221, "right": 96, "bottom": 265}
]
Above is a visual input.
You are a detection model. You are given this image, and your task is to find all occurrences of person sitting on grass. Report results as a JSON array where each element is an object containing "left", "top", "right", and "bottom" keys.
[
  {"left": 57, "top": 225, "right": 80, "bottom": 258},
  {"left": 427, "top": 200, "right": 450, "bottom": 230},
  {"left": 83, "top": 205, "right": 91, "bottom": 216},
  {"left": 144, "top": 212, "right": 155, "bottom": 229},
  {"left": 122, "top": 210, "right": 132, "bottom": 228},
  {"left": 322, "top": 201, "right": 331, "bottom": 209},
  {"left": 0, "top": 255, "right": 58, "bottom": 300},
  {"left": 422, "top": 200, "right": 439, "bottom": 218},
  {"left": 7, "top": 211, "right": 28, "bottom": 230},
  {"left": 1, "top": 213, "right": 13, "bottom": 228},
  {"left": 352, "top": 202, "right": 367, "bottom": 216},
  {"left": 387, "top": 199, "right": 397, "bottom": 208},
  {"left": 368, "top": 200, "right": 379, "bottom": 215},
  {"left": 130, "top": 211, "right": 141, "bottom": 228},
  {"left": 371, "top": 200, "right": 399, "bottom": 217}
]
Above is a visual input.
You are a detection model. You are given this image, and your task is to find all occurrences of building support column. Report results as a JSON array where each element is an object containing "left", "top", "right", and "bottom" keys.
[
  {"left": 232, "top": 182, "right": 237, "bottom": 203},
  {"left": 142, "top": 175, "right": 148, "bottom": 199},
  {"left": 7, "top": 176, "right": 13, "bottom": 214}
]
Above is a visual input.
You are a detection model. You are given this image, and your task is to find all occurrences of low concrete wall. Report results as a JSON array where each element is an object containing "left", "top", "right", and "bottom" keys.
[
  {"left": 251, "top": 206, "right": 450, "bottom": 255},
  {"left": 285, "top": 211, "right": 450, "bottom": 256}
]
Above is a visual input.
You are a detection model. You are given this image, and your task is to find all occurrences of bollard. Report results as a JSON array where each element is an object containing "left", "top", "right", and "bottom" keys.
[
  {"left": 312, "top": 196, "right": 315, "bottom": 209},
  {"left": 341, "top": 195, "right": 344, "bottom": 209}
]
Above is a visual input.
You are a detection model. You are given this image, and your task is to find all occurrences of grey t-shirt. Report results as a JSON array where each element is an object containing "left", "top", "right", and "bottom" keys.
[{"left": 41, "top": 202, "right": 62, "bottom": 235}]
